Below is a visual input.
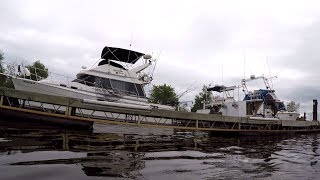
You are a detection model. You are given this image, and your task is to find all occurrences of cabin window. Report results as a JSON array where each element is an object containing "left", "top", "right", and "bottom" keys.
[
  {"left": 110, "top": 79, "right": 125, "bottom": 92},
  {"left": 73, "top": 75, "right": 145, "bottom": 97},
  {"left": 72, "top": 75, "right": 87, "bottom": 84},
  {"left": 100, "top": 78, "right": 112, "bottom": 89},
  {"left": 110, "top": 79, "right": 139, "bottom": 96},
  {"left": 135, "top": 84, "right": 145, "bottom": 97},
  {"left": 85, "top": 76, "right": 95, "bottom": 86},
  {"left": 126, "top": 83, "right": 137, "bottom": 96},
  {"left": 72, "top": 74, "right": 95, "bottom": 86}
]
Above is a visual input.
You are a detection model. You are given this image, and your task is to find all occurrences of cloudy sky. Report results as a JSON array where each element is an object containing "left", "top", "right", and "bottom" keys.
[{"left": 1, "top": 0, "right": 320, "bottom": 117}]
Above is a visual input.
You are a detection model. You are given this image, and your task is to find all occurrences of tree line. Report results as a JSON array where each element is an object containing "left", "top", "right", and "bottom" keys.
[
  {"left": 148, "top": 84, "right": 211, "bottom": 112},
  {"left": 0, "top": 49, "right": 208, "bottom": 112}
]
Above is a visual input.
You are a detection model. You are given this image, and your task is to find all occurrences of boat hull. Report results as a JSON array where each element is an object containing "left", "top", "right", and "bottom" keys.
[
  {"left": 11, "top": 77, "right": 174, "bottom": 110},
  {"left": 12, "top": 78, "right": 95, "bottom": 100},
  {"left": 277, "top": 112, "right": 300, "bottom": 121}
]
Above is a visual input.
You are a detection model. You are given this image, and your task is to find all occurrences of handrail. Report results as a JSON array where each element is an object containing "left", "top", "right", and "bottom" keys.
[{"left": 2, "top": 62, "right": 143, "bottom": 98}]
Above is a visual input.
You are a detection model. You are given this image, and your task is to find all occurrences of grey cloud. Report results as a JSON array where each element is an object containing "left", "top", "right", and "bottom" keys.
[{"left": 279, "top": 21, "right": 320, "bottom": 73}]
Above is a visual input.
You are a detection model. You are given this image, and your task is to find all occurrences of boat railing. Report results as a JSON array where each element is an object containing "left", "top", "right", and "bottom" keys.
[
  {"left": 28, "top": 68, "right": 109, "bottom": 97},
  {"left": 3, "top": 62, "right": 142, "bottom": 99},
  {"left": 3, "top": 62, "right": 88, "bottom": 92},
  {"left": 24, "top": 65, "right": 76, "bottom": 87}
]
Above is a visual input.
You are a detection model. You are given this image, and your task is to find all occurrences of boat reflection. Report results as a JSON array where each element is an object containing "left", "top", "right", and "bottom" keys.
[{"left": 1, "top": 120, "right": 315, "bottom": 179}]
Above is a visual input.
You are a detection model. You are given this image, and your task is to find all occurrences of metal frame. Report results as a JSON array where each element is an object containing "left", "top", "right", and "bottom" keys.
[{"left": 1, "top": 91, "right": 320, "bottom": 134}]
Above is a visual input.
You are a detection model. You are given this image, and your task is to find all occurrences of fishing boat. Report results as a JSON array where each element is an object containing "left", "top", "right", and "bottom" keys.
[
  {"left": 197, "top": 75, "right": 300, "bottom": 121},
  {"left": 4, "top": 46, "right": 174, "bottom": 110}
]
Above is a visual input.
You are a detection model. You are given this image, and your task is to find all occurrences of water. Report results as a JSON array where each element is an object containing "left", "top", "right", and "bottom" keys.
[{"left": 0, "top": 120, "right": 320, "bottom": 180}]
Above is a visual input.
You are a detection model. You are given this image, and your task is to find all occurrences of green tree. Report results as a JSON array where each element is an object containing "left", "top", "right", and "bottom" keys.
[
  {"left": 0, "top": 50, "right": 5, "bottom": 86},
  {"left": 0, "top": 51, "right": 14, "bottom": 88},
  {"left": 26, "top": 60, "right": 48, "bottom": 81},
  {"left": 191, "top": 86, "right": 212, "bottom": 112},
  {"left": 149, "top": 84, "right": 179, "bottom": 106}
]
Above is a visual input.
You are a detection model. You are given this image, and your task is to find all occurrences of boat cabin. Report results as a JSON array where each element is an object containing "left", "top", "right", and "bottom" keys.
[
  {"left": 70, "top": 46, "right": 150, "bottom": 98},
  {"left": 72, "top": 74, "right": 145, "bottom": 97},
  {"left": 199, "top": 85, "right": 290, "bottom": 119}
]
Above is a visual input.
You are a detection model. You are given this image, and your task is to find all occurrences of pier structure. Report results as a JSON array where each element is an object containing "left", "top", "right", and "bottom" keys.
[{"left": 0, "top": 87, "right": 320, "bottom": 135}]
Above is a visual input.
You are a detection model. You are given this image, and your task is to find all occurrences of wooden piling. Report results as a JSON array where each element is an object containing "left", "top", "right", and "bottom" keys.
[{"left": 313, "top": 99, "right": 318, "bottom": 121}]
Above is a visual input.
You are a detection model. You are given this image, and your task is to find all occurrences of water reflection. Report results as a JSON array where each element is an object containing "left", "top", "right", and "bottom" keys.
[
  {"left": 311, "top": 135, "right": 319, "bottom": 166},
  {"left": 0, "top": 120, "right": 320, "bottom": 179}
]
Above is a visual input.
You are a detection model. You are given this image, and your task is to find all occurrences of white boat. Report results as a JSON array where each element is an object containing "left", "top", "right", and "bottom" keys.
[
  {"left": 7, "top": 46, "right": 174, "bottom": 110},
  {"left": 197, "top": 75, "right": 300, "bottom": 121}
]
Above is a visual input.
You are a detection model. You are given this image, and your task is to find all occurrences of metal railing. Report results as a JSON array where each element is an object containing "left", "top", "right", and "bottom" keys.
[
  {"left": 2, "top": 90, "right": 320, "bottom": 133},
  {"left": 3, "top": 62, "right": 143, "bottom": 100}
]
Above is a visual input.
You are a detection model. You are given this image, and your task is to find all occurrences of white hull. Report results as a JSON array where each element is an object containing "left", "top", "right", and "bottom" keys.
[
  {"left": 12, "top": 77, "right": 174, "bottom": 110},
  {"left": 277, "top": 112, "right": 300, "bottom": 121},
  {"left": 12, "top": 78, "right": 94, "bottom": 100},
  {"left": 196, "top": 99, "right": 300, "bottom": 121},
  {"left": 249, "top": 117, "right": 279, "bottom": 121}
]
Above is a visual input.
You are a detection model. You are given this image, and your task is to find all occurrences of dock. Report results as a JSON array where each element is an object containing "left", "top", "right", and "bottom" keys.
[{"left": 0, "top": 87, "right": 320, "bottom": 135}]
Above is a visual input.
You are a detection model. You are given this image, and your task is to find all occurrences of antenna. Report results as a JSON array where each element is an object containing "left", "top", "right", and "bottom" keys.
[
  {"left": 221, "top": 64, "right": 224, "bottom": 85},
  {"left": 129, "top": 32, "right": 133, "bottom": 47},
  {"left": 243, "top": 48, "right": 246, "bottom": 79},
  {"left": 266, "top": 56, "right": 274, "bottom": 89},
  {"left": 149, "top": 50, "right": 161, "bottom": 79},
  {"left": 90, "top": 58, "right": 101, "bottom": 69},
  {"left": 177, "top": 82, "right": 198, "bottom": 99}
]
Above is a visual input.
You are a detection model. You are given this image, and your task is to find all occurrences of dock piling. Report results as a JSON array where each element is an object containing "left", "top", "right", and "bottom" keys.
[
  {"left": 313, "top": 99, "right": 318, "bottom": 121},
  {"left": 0, "top": 95, "right": 3, "bottom": 106}
]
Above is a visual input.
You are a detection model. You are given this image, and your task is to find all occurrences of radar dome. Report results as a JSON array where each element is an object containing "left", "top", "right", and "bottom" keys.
[{"left": 143, "top": 54, "right": 152, "bottom": 59}]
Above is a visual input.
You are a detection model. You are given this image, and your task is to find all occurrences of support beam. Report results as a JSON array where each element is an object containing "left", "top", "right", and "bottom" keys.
[
  {"left": 0, "top": 95, "right": 3, "bottom": 106},
  {"left": 313, "top": 99, "right": 318, "bottom": 121}
]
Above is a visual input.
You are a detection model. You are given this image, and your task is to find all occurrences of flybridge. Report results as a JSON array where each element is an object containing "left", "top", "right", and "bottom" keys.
[{"left": 100, "top": 46, "right": 145, "bottom": 64}]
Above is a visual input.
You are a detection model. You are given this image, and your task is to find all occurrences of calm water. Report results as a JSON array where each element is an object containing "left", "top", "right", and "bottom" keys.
[{"left": 0, "top": 120, "right": 320, "bottom": 180}]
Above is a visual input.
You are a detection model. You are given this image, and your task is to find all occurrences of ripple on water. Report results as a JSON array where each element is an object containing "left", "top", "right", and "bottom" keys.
[
  {"left": 1, "top": 122, "right": 320, "bottom": 180},
  {"left": 0, "top": 138, "right": 11, "bottom": 142}
]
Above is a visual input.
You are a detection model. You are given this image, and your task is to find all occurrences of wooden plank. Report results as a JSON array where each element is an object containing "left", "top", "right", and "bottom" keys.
[{"left": 281, "top": 120, "right": 319, "bottom": 127}]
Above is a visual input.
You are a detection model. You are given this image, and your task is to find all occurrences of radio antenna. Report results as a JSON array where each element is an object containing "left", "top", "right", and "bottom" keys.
[
  {"left": 129, "top": 33, "right": 133, "bottom": 47},
  {"left": 243, "top": 48, "right": 246, "bottom": 79},
  {"left": 222, "top": 64, "right": 224, "bottom": 84},
  {"left": 266, "top": 56, "right": 274, "bottom": 89}
]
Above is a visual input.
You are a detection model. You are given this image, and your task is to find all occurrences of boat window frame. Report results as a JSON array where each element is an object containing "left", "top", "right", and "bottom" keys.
[
  {"left": 73, "top": 75, "right": 146, "bottom": 98},
  {"left": 135, "top": 83, "right": 145, "bottom": 97},
  {"left": 109, "top": 79, "right": 139, "bottom": 96},
  {"left": 72, "top": 74, "right": 96, "bottom": 87},
  {"left": 96, "top": 77, "right": 112, "bottom": 90}
]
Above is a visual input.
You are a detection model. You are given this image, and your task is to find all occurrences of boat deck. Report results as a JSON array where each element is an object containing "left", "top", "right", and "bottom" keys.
[{"left": 0, "top": 87, "right": 319, "bottom": 135}]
